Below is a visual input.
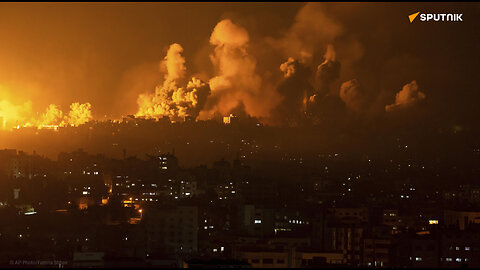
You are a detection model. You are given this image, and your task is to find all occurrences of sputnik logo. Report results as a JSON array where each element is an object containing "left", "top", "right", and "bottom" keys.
[
  {"left": 408, "top": 11, "right": 463, "bottom": 23},
  {"left": 409, "top": 12, "right": 420, "bottom": 23}
]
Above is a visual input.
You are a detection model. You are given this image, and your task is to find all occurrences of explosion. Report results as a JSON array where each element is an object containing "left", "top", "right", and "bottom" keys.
[
  {"left": 339, "top": 79, "right": 367, "bottom": 112},
  {"left": 202, "top": 19, "right": 277, "bottom": 120},
  {"left": 65, "top": 102, "right": 93, "bottom": 126},
  {"left": 0, "top": 100, "right": 33, "bottom": 130},
  {"left": 385, "top": 81, "right": 426, "bottom": 112},
  {"left": 315, "top": 44, "right": 341, "bottom": 96},
  {"left": 0, "top": 6, "right": 429, "bottom": 130},
  {"left": 39, "top": 104, "right": 64, "bottom": 127},
  {"left": 136, "top": 43, "right": 211, "bottom": 121},
  {"left": 0, "top": 100, "right": 93, "bottom": 130}
]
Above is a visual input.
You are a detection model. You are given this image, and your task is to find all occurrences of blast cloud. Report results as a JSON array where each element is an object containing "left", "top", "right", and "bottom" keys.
[
  {"left": 385, "top": 80, "right": 426, "bottom": 112},
  {"left": 67, "top": 102, "right": 93, "bottom": 126},
  {"left": 315, "top": 44, "right": 341, "bottom": 96},
  {"left": 339, "top": 79, "right": 367, "bottom": 111},
  {"left": 40, "top": 104, "right": 64, "bottom": 126},
  {"left": 132, "top": 6, "right": 426, "bottom": 125},
  {"left": 280, "top": 57, "right": 298, "bottom": 78},
  {"left": 200, "top": 19, "right": 277, "bottom": 120},
  {"left": 0, "top": 100, "right": 33, "bottom": 129},
  {"left": 0, "top": 100, "right": 92, "bottom": 130},
  {"left": 274, "top": 57, "right": 314, "bottom": 125},
  {"left": 268, "top": 3, "right": 344, "bottom": 64},
  {"left": 136, "top": 43, "right": 211, "bottom": 121}
]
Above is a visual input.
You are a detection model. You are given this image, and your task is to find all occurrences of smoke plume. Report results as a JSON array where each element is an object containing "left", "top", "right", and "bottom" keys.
[
  {"left": 136, "top": 43, "right": 211, "bottom": 121},
  {"left": 268, "top": 3, "right": 344, "bottom": 64},
  {"left": 274, "top": 57, "right": 314, "bottom": 125},
  {"left": 385, "top": 80, "right": 426, "bottom": 112},
  {"left": 200, "top": 19, "right": 277, "bottom": 120},
  {"left": 315, "top": 44, "right": 341, "bottom": 96},
  {"left": 339, "top": 79, "right": 367, "bottom": 111}
]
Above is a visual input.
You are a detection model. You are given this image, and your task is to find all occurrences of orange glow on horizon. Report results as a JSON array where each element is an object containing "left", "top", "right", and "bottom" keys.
[{"left": 0, "top": 98, "right": 93, "bottom": 131}]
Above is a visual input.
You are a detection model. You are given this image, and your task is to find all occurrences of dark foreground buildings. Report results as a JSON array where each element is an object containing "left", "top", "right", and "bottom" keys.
[{"left": 0, "top": 119, "right": 479, "bottom": 268}]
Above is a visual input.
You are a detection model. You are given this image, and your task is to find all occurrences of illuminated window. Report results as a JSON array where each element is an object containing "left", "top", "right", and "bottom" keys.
[
  {"left": 429, "top": 220, "right": 439, "bottom": 225},
  {"left": 254, "top": 219, "right": 262, "bottom": 224}
]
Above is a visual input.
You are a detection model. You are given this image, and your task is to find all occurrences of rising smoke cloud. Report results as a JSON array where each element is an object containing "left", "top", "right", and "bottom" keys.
[
  {"left": 339, "top": 79, "right": 367, "bottom": 111},
  {"left": 200, "top": 19, "right": 278, "bottom": 120},
  {"left": 385, "top": 80, "right": 426, "bottom": 112},
  {"left": 274, "top": 57, "right": 314, "bottom": 125},
  {"left": 280, "top": 57, "right": 299, "bottom": 79},
  {"left": 127, "top": 5, "right": 426, "bottom": 126},
  {"left": 315, "top": 44, "right": 341, "bottom": 96},
  {"left": 267, "top": 3, "right": 344, "bottom": 64},
  {"left": 136, "top": 43, "right": 211, "bottom": 121},
  {"left": 133, "top": 7, "right": 369, "bottom": 125}
]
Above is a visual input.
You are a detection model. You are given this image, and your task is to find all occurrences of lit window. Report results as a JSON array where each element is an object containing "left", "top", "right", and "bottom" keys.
[
  {"left": 415, "top": 257, "right": 422, "bottom": 261},
  {"left": 456, "top": 258, "right": 462, "bottom": 262},
  {"left": 465, "top": 247, "right": 470, "bottom": 251},
  {"left": 254, "top": 219, "right": 262, "bottom": 224}
]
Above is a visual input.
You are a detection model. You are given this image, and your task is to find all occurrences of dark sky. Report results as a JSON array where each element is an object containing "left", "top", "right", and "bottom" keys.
[{"left": 0, "top": 2, "right": 478, "bottom": 127}]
